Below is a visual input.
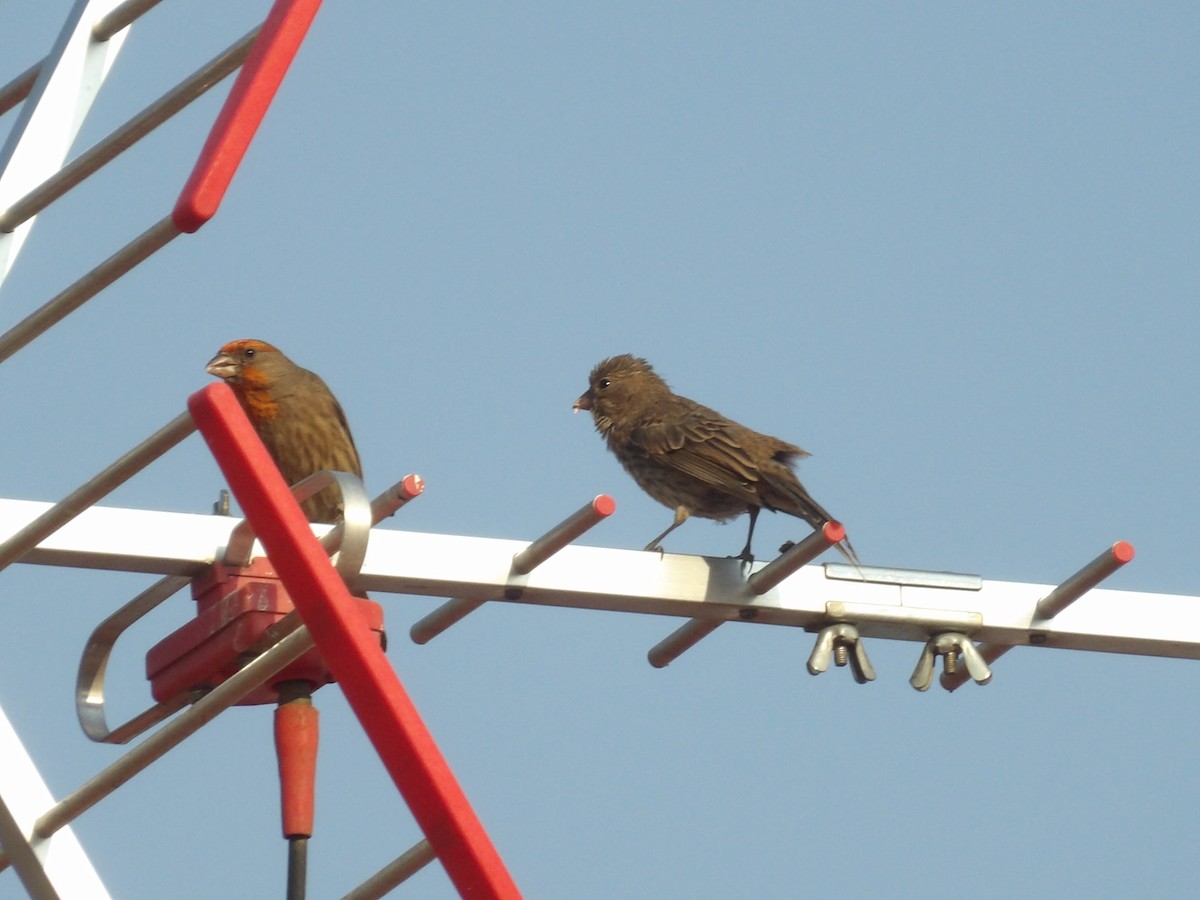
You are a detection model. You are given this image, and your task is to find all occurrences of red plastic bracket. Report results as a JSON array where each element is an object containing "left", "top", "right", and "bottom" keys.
[
  {"left": 145, "top": 559, "right": 384, "bottom": 705},
  {"left": 172, "top": 0, "right": 324, "bottom": 233},
  {"left": 188, "top": 383, "right": 520, "bottom": 899}
]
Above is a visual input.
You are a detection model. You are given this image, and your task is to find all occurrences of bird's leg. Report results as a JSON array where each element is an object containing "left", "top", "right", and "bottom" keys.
[
  {"left": 734, "top": 506, "right": 761, "bottom": 567},
  {"left": 644, "top": 506, "right": 690, "bottom": 554}
]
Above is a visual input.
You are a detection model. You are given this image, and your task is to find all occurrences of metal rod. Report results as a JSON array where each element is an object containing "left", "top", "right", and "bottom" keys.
[
  {"left": 942, "top": 541, "right": 1136, "bottom": 692},
  {"left": 745, "top": 522, "right": 845, "bottom": 596},
  {"left": 1036, "top": 541, "right": 1135, "bottom": 619},
  {"left": 411, "top": 493, "right": 612, "bottom": 644},
  {"left": 647, "top": 523, "right": 844, "bottom": 669},
  {"left": 369, "top": 474, "right": 426, "bottom": 523},
  {"left": 224, "top": 474, "right": 424, "bottom": 568},
  {"left": 0, "top": 0, "right": 168, "bottom": 117},
  {"left": 0, "top": 29, "right": 259, "bottom": 232},
  {"left": 341, "top": 839, "right": 437, "bottom": 900},
  {"left": 32, "top": 625, "right": 314, "bottom": 841},
  {"left": 0, "top": 215, "right": 181, "bottom": 364},
  {"left": 0, "top": 61, "right": 40, "bottom": 118},
  {"left": 647, "top": 618, "right": 722, "bottom": 669},
  {"left": 0, "top": 410, "right": 196, "bottom": 573},
  {"left": 323, "top": 473, "right": 425, "bottom": 588},
  {"left": 512, "top": 494, "right": 614, "bottom": 575},
  {"left": 91, "top": 0, "right": 168, "bottom": 42},
  {"left": 0, "top": 794, "right": 59, "bottom": 898},
  {"left": 287, "top": 837, "right": 308, "bottom": 900},
  {"left": 409, "top": 598, "right": 485, "bottom": 645}
]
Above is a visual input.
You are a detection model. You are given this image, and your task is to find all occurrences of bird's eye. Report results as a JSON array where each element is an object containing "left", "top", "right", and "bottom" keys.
[
  {"left": 244, "top": 348, "right": 255, "bottom": 359},
  {"left": 598, "top": 378, "right": 610, "bottom": 390}
]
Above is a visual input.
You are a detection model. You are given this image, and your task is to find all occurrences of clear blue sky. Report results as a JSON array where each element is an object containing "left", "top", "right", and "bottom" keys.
[{"left": 2, "top": 2, "right": 1198, "bottom": 897}]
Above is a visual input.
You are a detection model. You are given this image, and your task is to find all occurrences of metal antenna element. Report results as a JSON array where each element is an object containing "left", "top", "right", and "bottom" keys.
[
  {"left": 0, "top": 411, "right": 196, "bottom": 574},
  {"left": 410, "top": 494, "right": 615, "bottom": 645},
  {"left": 647, "top": 521, "right": 844, "bottom": 669},
  {"left": 940, "top": 541, "right": 1135, "bottom": 691},
  {"left": 0, "top": 0, "right": 323, "bottom": 361},
  {"left": 0, "top": 624, "right": 315, "bottom": 876},
  {"left": 342, "top": 839, "right": 437, "bottom": 899},
  {"left": 0, "top": 2, "right": 521, "bottom": 896}
]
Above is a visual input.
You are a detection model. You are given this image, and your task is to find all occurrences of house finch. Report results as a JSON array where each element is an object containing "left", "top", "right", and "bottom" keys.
[
  {"left": 205, "top": 339, "right": 362, "bottom": 524},
  {"left": 574, "top": 354, "right": 860, "bottom": 566}
]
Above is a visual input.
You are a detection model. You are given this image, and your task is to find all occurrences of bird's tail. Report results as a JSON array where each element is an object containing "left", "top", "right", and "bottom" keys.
[
  {"left": 833, "top": 534, "right": 864, "bottom": 577},
  {"left": 765, "top": 475, "right": 864, "bottom": 576}
]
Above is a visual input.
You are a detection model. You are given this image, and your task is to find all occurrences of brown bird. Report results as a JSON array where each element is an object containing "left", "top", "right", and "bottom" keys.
[
  {"left": 574, "top": 354, "right": 859, "bottom": 566},
  {"left": 205, "top": 339, "right": 362, "bottom": 524}
]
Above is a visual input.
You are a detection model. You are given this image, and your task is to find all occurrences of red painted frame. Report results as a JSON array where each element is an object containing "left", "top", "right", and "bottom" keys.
[
  {"left": 188, "top": 383, "right": 521, "bottom": 899},
  {"left": 173, "top": 0, "right": 323, "bottom": 233}
]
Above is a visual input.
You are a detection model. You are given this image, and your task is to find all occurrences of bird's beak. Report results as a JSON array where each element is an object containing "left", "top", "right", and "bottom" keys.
[
  {"left": 573, "top": 393, "right": 592, "bottom": 413},
  {"left": 205, "top": 352, "right": 238, "bottom": 380}
]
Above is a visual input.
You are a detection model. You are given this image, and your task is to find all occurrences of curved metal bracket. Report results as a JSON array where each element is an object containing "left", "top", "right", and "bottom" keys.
[
  {"left": 76, "top": 574, "right": 195, "bottom": 743},
  {"left": 223, "top": 470, "right": 372, "bottom": 587},
  {"left": 77, "top": 471, "right": 375, "bottom": 744}
]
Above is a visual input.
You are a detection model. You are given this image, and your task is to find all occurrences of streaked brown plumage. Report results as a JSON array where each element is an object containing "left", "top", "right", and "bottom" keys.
[
  {"left": 574, "top": 354, "right": 859, "bottom": 565},
  {"left": 205, "top": 339, "right": 362, "bottom": 524}
]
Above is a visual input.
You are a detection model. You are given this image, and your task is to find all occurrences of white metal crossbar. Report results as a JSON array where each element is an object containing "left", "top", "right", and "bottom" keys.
[{"left": 0, "top": 498, "right": 1189, "bottom": 666}]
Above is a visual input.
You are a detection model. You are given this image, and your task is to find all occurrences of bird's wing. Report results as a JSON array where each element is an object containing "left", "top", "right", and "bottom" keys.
[
  {"left": 630, "top": 408, "right": 764, "bottom": 504},
  {"left": 283, "top": 369, "right": 364, "bottom": 478},
  {"left": 330, "top": 396, "right": 362, "bottom": 472}
]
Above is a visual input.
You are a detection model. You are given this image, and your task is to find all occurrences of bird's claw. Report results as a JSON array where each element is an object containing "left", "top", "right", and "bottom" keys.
[
  {"left": 778, "top": 540, "right": 796, "bottom": 554},
  {"left": 728, "top": 550, "right": 755, "bottom": 570},
  {"left": 643, "top": 542, "right": 666, "bottom": 557}
]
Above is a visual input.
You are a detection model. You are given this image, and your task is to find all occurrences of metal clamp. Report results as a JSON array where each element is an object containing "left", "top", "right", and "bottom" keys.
[
  {"left": 910, "top": 632, "right": 992, "bottom": 692},
  {"left": 806, "top": 623, "right": 875, "bottom": 684}
]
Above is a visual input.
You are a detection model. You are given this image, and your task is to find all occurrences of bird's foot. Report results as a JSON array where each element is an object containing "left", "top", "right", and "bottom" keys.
[
  {"left": 729, "top": 550, "right": 755, "bottom": 571},
  {"left": 778, "top": 540, "right": 796, "bottom": 554},
  {"left": 643, "top": 541, "right": 666, "bottom": 557}
]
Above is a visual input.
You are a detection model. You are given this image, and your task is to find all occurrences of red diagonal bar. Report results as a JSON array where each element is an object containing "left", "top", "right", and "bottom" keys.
[
  {"left": 172, "top": 0, "right": 323, "bottom": 233},
  {"left": 188, "top": 383, "right": 521, "bottom": 899}
]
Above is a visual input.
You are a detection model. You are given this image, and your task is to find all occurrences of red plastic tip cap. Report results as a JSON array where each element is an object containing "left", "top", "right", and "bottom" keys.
[
  {"left": 1112, "top": 540, "right": 1135, "bottom": 564},
  {"left": 402, "top": 474, "right": 425, "bottom": 498},
  {"left": 592, "top": 494, "right": 616, "bottom": 517},
  {"left": 822, "top": 521, "right": 847, "bottom": 544}
]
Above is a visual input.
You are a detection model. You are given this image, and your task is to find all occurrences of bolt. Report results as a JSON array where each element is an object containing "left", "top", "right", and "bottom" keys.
[
  {"left": 834, "top": 642, "right": 849, "bottom": 667},
  {"left": 943, "top": 648, "right": 959, "bottom": 675}
]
